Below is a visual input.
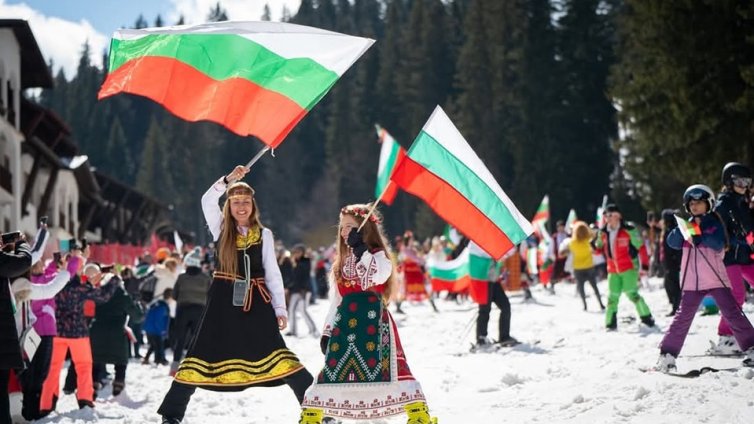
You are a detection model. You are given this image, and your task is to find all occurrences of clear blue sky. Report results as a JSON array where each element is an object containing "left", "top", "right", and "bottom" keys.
[{"left": 6, "top": 0, "right": 173, "bottom": 34}]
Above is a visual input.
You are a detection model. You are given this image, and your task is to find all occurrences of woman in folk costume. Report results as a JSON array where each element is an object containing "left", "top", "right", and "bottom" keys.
[
  {"left": 300, "top": 204, "right": 437, "bottom": 424},
  {"left": 158, "top": 166, "right": 313, "bottom": 424}
]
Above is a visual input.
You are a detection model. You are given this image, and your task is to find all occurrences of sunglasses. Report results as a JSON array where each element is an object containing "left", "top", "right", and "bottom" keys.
[{"left": 732, "top": 177, "right": 752, "bottom": 188}]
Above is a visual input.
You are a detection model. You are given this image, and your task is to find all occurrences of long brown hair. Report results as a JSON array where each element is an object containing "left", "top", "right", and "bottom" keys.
[
  {"left": 573, "top": 221, "right": 592, "bottom": 242},
  {"left": 217, "top": 182, "right": 263, "bottom": 277},
  {"left": 331, "top": 203, "right": 396, "bottom": 303}
]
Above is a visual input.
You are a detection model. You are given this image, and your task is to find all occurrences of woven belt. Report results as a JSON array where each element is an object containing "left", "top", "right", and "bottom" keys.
[{"left": 213, "top": 273, "right": 272, "bottom": 312}]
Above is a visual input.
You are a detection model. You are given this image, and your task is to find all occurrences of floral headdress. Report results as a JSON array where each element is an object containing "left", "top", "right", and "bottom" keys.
[{"left": 340, "top": 205, "right": 381, "bottom": 224}]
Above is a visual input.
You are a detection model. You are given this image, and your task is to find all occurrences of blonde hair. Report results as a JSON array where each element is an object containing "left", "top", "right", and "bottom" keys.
[
  {"left": 217, "top": 182, "right": 263, "bottom": 278},
  {"left": 331, "top": 203, "right": 395, "bottom": 303},
  {"left": 573, "top": 221, "right": 592, "bottom": 242}
]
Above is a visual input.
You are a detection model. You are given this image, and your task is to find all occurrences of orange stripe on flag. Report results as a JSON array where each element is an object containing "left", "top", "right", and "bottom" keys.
[{"left": 98, "top": 56, "right": 307, "bottom": 148}]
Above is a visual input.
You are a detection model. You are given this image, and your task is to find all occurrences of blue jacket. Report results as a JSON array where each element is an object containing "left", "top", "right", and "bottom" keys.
[
  {"left": 143, "top": 300, "right": 170, "bottom": 336},
  {"left": 714, "top": 190, "right": 754, "bottom": 265}
]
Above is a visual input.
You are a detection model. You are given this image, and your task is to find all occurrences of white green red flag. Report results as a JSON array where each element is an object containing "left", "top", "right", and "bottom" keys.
[
  {"left": 375, "top": 124, "right": 406, "bottom": 205},
  {"left": 427, "top": 244, "right": 493, "bottom": 299},
  {"left": 389, "top": 106, "right": 533, "bottom": 260},
  {"left": 565, "top": 208, "right": 577, "bottom": 232},
  {"left": 674, "top": 215, "right": 701, "bottom": 242},
  {"left": 98, "top": 21, "right": 374, "bottom": 148},
  {"left": 531, "top": 195, "right": 550, "bottom": 233}
]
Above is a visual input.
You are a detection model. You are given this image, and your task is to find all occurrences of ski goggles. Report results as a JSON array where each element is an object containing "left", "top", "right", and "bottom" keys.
[{"left": 732, "top": 177, "right": 752, "bottom": 188}]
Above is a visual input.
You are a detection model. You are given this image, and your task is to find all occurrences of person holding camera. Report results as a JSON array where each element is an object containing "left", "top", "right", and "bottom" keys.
[
  {"left": 1, "top": 231, "right": 32, "bottom": 424},
  {"left": 39, "top": 248, "right": 118, "bottom": 415}
]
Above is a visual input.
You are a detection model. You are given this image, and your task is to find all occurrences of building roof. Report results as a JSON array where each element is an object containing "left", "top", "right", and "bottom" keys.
[{"left": 0, "top": 19, "right": 53, "bottom": 89}]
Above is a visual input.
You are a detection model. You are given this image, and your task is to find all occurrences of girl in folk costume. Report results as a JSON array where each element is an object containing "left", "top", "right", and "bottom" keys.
[
  {"left": 300, "top": 205, "right": 437, "bottom": 424},
  {"left": 158, "top": 166, "right": 313, "bottom": 424}
]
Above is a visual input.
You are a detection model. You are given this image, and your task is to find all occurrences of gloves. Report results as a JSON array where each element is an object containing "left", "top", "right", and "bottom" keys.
[
  {"left": 347, "top": 228, "right": 368, "bottom": 260},
  {"left": 320, "top": 336, "right": 330, "bottom": 355}
]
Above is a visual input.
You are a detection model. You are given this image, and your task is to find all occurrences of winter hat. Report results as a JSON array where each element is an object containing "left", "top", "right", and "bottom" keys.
[
  {"left": 183, "top": 247, "right": 203, "bottom": 269},
  {"left": 604, "top": 204, "right": 621, "bottom": 214}
]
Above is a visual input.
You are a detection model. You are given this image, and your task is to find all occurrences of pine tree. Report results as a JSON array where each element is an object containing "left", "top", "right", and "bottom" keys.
[
  {"left": 208, "top": 2, "right": 229, "bottom": 22},
  {"left": 261, "top": 4, "right": 272, "bottom": 21},
  {"left": 154, "top": 15, "right": 164, "bottom": 27},
  {"left": 105, "top": 117, "right": 135, "bottom": 183},
  {"left": 134, "top": 14, "right": 148, "bottom": 29},
  {"left": 136, "top": 117, "right": 176, "bottom": 200}
]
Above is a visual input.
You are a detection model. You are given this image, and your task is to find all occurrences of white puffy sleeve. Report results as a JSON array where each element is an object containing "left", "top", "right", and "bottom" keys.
[
  {"left": 201, "top": 177, "right": 227, "bottom": 242},
  {"left": 355, "top": 250, "right": 393, "bottom": 290},
  {"left": 261, "top": 228, "right": 287, "bottom": 318},
  {"left": 322, "top": 275, "right": 342, "bottom": 337},
  {"left": 28, "top": 270, "right": 70, "bottom": 300}
]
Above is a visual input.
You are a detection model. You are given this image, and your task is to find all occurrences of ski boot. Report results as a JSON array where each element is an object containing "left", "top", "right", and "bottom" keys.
[
  {"left": 640, "top": 315, "right": 656, "bottom": 328},
  {"left": 299, "top": 408, "right": 323, "bottom": 424},
  {"left": 743, "top": 348, "right": 754, "bottom": 367},
  {"left": 707, "top": 335, "right": 742, "bottom": 356},
  {"left": 654, "top": 353, "right": 676, "bottom": 373},
  {"left": 405, "top": 401, "right": 438, "bottom": 424}
]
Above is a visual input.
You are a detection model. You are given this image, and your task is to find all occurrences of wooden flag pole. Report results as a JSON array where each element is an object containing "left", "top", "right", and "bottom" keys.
[{"left": 357, "top": 183, "right": 391, "bottom": 232}]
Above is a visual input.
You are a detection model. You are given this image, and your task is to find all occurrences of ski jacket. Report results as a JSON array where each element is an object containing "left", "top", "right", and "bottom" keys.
[
  {"left": 593, "top": 223, "right": 642, "bottom": 274},
  {"left": 714, "top": 190, "right": 754, "bottom": 265},
  {"left": 668, "top": 214, "right": 730, "bottom": 291}
]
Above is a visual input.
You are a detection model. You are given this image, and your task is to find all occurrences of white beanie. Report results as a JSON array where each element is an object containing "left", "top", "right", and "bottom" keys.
[{"left": 183, "top": 247, "right": 203, "bottom": 269}]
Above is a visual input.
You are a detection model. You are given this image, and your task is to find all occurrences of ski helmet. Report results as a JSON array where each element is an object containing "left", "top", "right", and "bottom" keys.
[
  {"left": 683, "top": 184, "right": 715, "bottom": 214},
  {"left": 721, "top": 162, "right": 751, "bottom": 186}
]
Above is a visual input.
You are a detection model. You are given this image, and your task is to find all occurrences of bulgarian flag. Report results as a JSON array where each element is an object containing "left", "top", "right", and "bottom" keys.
[
  {"left": 427, "top": 248, "right": 471, "bottom": 293},
  {"left": 674, "top": 215, "right": 701, "bottom": 242},
  {"left": 375, "top": 124, "right": 406, "bottom": 205},
  {"left": 427, "top": 244, "right": 493, "bottom": 301},
  {"left": 531, "top": 195, "right": 550, "bottom": 232},
  {"left": 565, "top": 208, "right": 577, "bottom": 232},
  {"left": 98, "top": 21, "right": 374, "bottom": 147},
  {"left": 389, "top": 106, "right": 533, "bottom": 260}
]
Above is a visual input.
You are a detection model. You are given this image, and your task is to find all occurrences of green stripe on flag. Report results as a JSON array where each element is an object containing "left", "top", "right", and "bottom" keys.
[
  {"left": 408, "top": 131, "right": 529, "bottom": 244},
  {"left": 429, "top": 266, "right": 468, "bottom": 281},
  {"left": 469, "top": 254, "right": 492, "bottom": 280},
  {"left": 109, "top": 35, "right": 339, "bottom": 110},
  {"left": 376, "top": 139, "right": 402, "bottom": 198}
]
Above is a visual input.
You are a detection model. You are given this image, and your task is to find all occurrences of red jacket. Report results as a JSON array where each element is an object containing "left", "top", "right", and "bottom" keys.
[{"left": 594, "top": 224, "right": 642, "bottom": 274}]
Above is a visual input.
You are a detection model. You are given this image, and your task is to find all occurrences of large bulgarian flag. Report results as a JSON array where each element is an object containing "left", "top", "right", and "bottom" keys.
[
  {"left": 389, "top": 106, "right": 533, "bottom": 260},
  {"left": 98, "top": 21, "right": 374, "bottom": 147},
  {"left": 375, "top": 124, "right": 406, "bottom": 205}
]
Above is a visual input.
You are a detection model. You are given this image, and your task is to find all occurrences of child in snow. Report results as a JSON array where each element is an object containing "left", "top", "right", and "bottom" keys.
[
  {"left": 143, "top": 288, "right": 172, "bottom": 366},
  {"left": 656, "top": 184, "right": 754, "bottom": 372}
]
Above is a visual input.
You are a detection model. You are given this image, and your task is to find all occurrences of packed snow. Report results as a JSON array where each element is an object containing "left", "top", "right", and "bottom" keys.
[{"left": 11, "top": 278, "right": 754, "bottom": 423}]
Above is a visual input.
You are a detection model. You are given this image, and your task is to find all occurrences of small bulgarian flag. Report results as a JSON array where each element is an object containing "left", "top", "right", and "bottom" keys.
[
  {"left": 531, "top": 195, "right": 550, "bottom": 233},
  {"left": 375, "top": 124, "right": 406, "bottom": 205},
  {"left": 565, "top": 208, "right": 577, "bottom": 232},
  {"left": 427, "top": 248, "right": 471, "bottom": 293},
  {"left": 98, "top": 21, "right": 374, "bottom": 147},
  {"left": 674, "top": 215, "right": 701, "bottom": 242},
  {"left": 389, "top": 106, "right": 533, "bottom": 260}
]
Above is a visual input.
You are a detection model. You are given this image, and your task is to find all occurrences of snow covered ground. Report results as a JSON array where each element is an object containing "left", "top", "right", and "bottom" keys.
[{"left": 12, "top": 277, "right": 754, "bottom": 423}]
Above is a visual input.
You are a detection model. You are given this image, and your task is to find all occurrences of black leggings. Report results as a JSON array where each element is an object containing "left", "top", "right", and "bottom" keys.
[
  {"left": 573, "top": 268, "right": 604, "bottom": 310},
  {"left": 157, "top": 368, "right": 313, "bottom": 420},
  {"left": 477, "top": 282, "right": 511, "bottom": 341}
]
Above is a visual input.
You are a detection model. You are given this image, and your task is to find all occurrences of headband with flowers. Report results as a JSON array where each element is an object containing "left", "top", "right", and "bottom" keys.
[{"left": 341, "top": 206, "right": 381, "bottom": 224}]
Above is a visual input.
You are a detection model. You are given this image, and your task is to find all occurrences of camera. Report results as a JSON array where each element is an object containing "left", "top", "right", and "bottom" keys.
[
  {"left": 40, "top": 216, "right": 48, "bottom": 226},
  {"left": 1, "top": 231, "right": 21, "bottom": 245}
]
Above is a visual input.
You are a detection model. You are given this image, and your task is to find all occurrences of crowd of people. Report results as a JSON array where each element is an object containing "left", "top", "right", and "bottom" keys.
[{"left": 1, "top": 161, "right": 753, "bottom": 424}]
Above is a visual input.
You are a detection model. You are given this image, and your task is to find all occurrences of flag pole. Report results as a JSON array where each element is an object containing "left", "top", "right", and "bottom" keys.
[
  {"left": 244, "top": 146, "right": 271, "bottom": 170},
  {"left": 357, "top": 183, "right": 391, "bottom": 232}
]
